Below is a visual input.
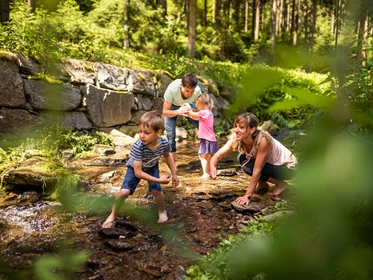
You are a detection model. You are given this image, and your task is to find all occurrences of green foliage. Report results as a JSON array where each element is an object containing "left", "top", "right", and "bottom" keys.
[
  {"left": 185, "top": 220, "right": 277, "bottom": 280},
  {"left": 34, "top": 251, "right": 89, "bottom": 280}
]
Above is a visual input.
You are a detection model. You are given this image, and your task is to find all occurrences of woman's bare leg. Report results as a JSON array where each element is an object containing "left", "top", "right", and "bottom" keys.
[{"left": 267, "top": 177, "right": 289, "bottom": 196}]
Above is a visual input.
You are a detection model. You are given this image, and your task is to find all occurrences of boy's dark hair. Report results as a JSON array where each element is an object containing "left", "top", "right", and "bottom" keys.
[
  {"left": 138, "top": 111, "right": 164, "bottom": 131},
  {"left": 181, "top": 73, "right": 198, "bottom": 88}
]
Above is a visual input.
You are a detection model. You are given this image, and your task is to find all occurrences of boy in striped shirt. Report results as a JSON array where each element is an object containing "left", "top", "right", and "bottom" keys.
[{"left": 102, "top": 111, "right": 179, "bottom": 227}]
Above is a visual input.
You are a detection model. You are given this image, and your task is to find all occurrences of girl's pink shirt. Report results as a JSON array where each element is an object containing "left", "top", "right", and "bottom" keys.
[{"left": 198, "top": 109, "right": 217, "bottom": 141}]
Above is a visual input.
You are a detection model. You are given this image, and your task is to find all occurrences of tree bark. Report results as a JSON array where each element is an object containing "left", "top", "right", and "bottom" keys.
[
  {"left": 245, "top": 0, "right": 249, "bottom": 33},
  {"left": 271, "top": 0, "right": 277, "bottom": 51},
  {"left": 292, "top": 0, "right": 299, "bottom": 45},
  {"left": 310, "top": 0, "right": 317, "bottom": 54},
  {"left": 0, "top": 0, "right": 10, "bottom": 23},
  {"left": 161, "top": 0, "right": 167, "bottom": 18},
  {"left": 202, "top": 0, "right": 207, "bottom": 26},
  {"left": 123, "top": 0, "right": 130, "bottom": 49},
  {"left": 187, "top": 0, "right": 197, "bottom": 58},
  {"left": 254, "top": 0, "right": 261, "bottom": 41},
  {"left": 28, "top": 0, "right": 36, "bottom": 14}
]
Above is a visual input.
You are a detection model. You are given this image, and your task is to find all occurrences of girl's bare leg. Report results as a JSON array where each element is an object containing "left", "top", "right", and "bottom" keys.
[
  {"left": 199, "top": 153, "right": 211, "bottom": 178},
  {"left": 152, "top": 190, "right": 168, "bottom": 223}
]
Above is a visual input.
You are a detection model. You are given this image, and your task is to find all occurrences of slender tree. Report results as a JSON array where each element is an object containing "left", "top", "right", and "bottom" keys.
[
  {"left": 310, "top": 0, "right": 317, "bottom": 53},
  {"left": 161, "top": 0, "right": 167, "bottom": 18},
  {"left": 28, "top": 0, "right": 36, "bottom": 13},
  {"left": 271, "top": 0, "right": 277, "bottom": 50},
  {"left": 187, "top": 0, "right": 197, "bottom": 57},
  {"left": 0, "top": 0, "right": 9, "bottom": 23},
  {"left": 123, "top": 0, "right": 130, "bottom": 49},
  {"left": 245, "top": 0, "right": 249, "bottom": 32}
]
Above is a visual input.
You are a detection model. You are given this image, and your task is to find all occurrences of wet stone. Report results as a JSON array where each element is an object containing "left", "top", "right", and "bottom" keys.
[
  {"left": 104, "top": 240, "right": 135, "bottom": 251},
  {"left": 98, "top": 228, "right": 135, "bottom": 239},
  {"left": 231, "top": 201, "right": 263, "bottom": 213},
  {"left": 217, "top": 168, "right": 238, "bottom": 176}
]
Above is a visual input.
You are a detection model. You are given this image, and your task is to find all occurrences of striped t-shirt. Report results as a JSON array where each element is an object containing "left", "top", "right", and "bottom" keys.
[{"left": 126, "top": 137, "right": 170, "bottom": 170}]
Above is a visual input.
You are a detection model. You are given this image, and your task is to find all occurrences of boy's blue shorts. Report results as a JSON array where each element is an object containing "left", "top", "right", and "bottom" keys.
[{"left": 120, "top": 165, "right": 162, "bottom": 195}]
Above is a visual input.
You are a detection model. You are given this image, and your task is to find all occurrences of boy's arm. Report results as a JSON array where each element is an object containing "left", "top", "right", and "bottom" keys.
[
  {"left": 163, "top": 152, "right": 179, "bottom": 187},
  {"left": 133, "top": 160, "right": 171, "bottom": 184}
]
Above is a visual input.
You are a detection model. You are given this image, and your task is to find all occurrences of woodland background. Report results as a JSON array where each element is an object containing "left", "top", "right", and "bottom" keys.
[{"left": 0, "top": 0, "right": 373, "bottom": 279}]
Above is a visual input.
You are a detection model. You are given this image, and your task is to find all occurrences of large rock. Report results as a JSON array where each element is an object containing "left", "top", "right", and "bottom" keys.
[
  {"left": 24, "top": 80, "right": 82, "bottom": 111},
  {"left": 0, "top": 59, "right": 26, "bottom": 108},
  {"left": 1, "top": 157, "right": 57, "bottom": 192},
  {"left": 39, "top": 111, "right": 92, "bottom": 131},
  {"left": 93, "top": 62, "right": 130, "bottom": 91},
  {"left": 9, "top": 52, "right": 41, "bottom": 75},
  {"left": 130, "top": 70, "right": 156, "bottom": 96},
  {"left": 82, "top": 84, "right": 134, "bottom": 127},
  {"left": 60, "top": 59, "right": 96, "bottom": 85},
  {"left": 0, "top": 108, "right": 42, "bottom": 134}
]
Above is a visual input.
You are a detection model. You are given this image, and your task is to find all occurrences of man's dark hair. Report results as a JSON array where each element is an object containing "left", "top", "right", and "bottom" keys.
[{"left": 181, "top": 73, "right": 198, "bottom": 88}]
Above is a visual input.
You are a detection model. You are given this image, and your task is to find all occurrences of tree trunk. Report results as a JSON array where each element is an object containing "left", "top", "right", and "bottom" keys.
[
  {"left": 123, "top": 0, "right": 130, "bottom": 49},
  {"left": 335, "top": 0, "right": 340, "bottom": 50},
  {"left": 185, "top": 0, "right": 189, "bottom": 29},
  {"left": 202, "top": 0, "right": 207, "bottom": 26},
  {"left": 161, "top": 0, "right": 167, "bottom": 18},
  {"left": 187, "top": 0, "right": 197, "bottom": 58},
  {"left": 245, "top": 0, "right": 249, "bottom": 33},
  {"left": 235, "top": 0, "right": 240, "bottom": 28},
  {"left": 292, "top": 0, "right": 299, "bottom": 45},
  {"left": 254, "top": 0, "right": 260, "bottom": 41},
  {"left": 0, "top": 0, "right": 10, "bottom": 23},
  {"left": 271, "top": 0, "right": 277, "bottom": 50},
  {"left": 310, "top": 0, "right": 317, "bottom": 54},
  {"left": 214, "top": 0, "right": 221, "bottom": 27},
  {"left": 28, "top": 0, "right": 36, "bottom": 13}
]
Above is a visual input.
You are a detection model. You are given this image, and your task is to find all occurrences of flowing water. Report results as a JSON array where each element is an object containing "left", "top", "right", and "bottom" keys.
[{"left": 0, "top": 138, "right": 294, "bottom": 279}]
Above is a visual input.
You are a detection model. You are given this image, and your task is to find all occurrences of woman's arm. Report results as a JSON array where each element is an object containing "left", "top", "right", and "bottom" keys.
[
  {"left": 236, "top": 139, "right": 271, "bottom": 205},
  {"left": 210, "top": 140, "right": 233, "bottom": 179},
  {"left": 133, "top": 160, "right": 171, "bottom": 184}
]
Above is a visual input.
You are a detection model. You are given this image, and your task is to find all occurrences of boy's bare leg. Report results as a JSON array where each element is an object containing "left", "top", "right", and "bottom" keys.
[
  {"left": 102, "top": 189, "right": 130, "bottom": 228},
  {"left": 152, "top": 190, "right": 168, "bottom": 223},
  {"left": 267, "top": 177, "right": 288, "bottom": 196}
]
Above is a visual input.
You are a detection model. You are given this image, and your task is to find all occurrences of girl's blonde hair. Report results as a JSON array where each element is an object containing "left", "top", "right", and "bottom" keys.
[
  {"left": 196, "top": 93, "right": 214, "bottom": 110},
  {"left": 230, "top": 113, "right": 272, "bottom": 154}
]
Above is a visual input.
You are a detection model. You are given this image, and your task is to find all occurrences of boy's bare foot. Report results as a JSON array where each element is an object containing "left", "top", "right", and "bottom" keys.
[
  {"left": 271, "top": 182, "right": 288, "bottom": 196},
  {"left": 102, "top": 217, "right": 115, "bottom": 228},
  {"left": 158, "top": 211, "right": 168, "bottom": 223},
  {"left": 201, "top": 174, "right": 210, "bottom": 179}
]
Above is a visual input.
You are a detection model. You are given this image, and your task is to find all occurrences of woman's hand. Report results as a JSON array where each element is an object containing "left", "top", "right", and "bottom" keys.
[
  {"left": 210, "top": 166, "right": 217, "bottom": 179},
  {"left": 236, "top": 196, "right": 250, "bottom": 205}
]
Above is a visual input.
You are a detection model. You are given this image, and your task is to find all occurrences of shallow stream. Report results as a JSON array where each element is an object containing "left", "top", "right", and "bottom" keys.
[{"left": 0, "top": 138, "right": 291, "bottom": 279}]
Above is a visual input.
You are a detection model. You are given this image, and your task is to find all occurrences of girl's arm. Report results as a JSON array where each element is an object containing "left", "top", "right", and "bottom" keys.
[
  {"left": 210, "top": 140, "right": 233, "bottom": 179},
  {"left": 163, "top": 152, "right": 179, "bottom": 187},
  {"left": 236, "top": 139, "right": 271, "bottom": 205},
  {"left": 133, "top": 160, "right": 171, "bottom": 184},
  {"left": 186, "top": 110, "right": 200, "bottom": 121}
]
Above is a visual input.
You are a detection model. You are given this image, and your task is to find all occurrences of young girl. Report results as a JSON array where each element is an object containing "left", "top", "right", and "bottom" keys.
[
  {"left": 187, "top": 93, "right": 219, "bottom": 178},
  {"left": 210, "top": 113, "right": 297, "bottom": 205}
]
